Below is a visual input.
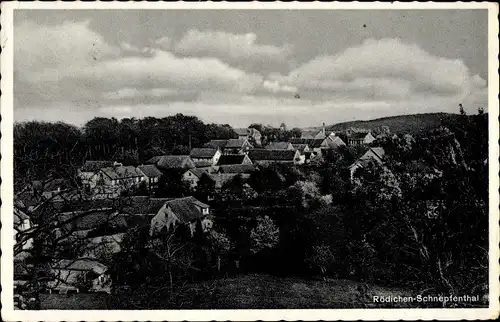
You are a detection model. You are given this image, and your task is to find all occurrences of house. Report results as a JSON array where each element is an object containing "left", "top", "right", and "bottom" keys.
[
  {"left": 224, "top": 139, "right": 253, "bottom": 154},
  {"left": 217, "top": 164, "right": 256, "bottom": 174},
  {"left": 137, "top": 164, "right": 162, "bottom": 189},
  {"left": 149, "top": 196, "right": 212, "bottom": 237},
  {"left": 49, "top": 259, "right": 111, "bottom": 294},
  {"left": 78, "top": 161, "right": 115, "bottom": 193},
  {"left": 291, "top": 144, "right": 311, "bottom": 164},
  {"left": 146, "top": 155, "right": 196, "bottom": 170},
  {"left": 321, "top": 135, "right": 347, "bottom": 150},
  {"left": 205, "top": 139, "right": 229, "bottom": 149},
  {"left": 14, "top": 207, "right": 34, "bottom": 251},
  {"left": 300, "top": 123, "right": 327, "bottom": 140},
  {"left": 183, "top": 168, "right": 209, "bottom": 188},
  {"left": 234, "top": 128, "right": 262, "bottom": 146},
  {"left": 248, "top": 149, "right": 301, "bottom": 165},
  {"left": 265, "top": 142, "right": 295, "bottom": 150},
  {"left": 348, "top": 147, "right": 386, "bottom": 180},
  {"left": 217, "top": 154, "right": 253, "bottom": 166},
  {"left": 189, "top": 147, "right": 222, "bottom": 165},
  {"left": 31, "top": 178, "right": 70, "bottom": 198},
  {"left": 94, "top": 165, "right": 145, "bottom": 196},
  {"left": 347, "top": 131, "right": 376, "bottom": 146},
  {"left": 57, "top": 207, "right": 128, "bottom": 237},
  {"left": 208, "top": 173, "right": 252, "bottom": 189}
]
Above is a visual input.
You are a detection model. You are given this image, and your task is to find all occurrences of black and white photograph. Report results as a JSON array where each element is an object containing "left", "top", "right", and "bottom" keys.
[{"left": 1, "top": 2, "right": 499, "bottom": 321}]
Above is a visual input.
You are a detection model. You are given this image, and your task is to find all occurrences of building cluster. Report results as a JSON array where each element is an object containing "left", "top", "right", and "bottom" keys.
[{"left": 13, "top": 123, "right": 384, "bottom": 295}]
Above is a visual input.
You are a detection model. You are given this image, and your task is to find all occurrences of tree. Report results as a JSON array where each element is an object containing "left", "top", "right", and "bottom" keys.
[
  {"left": 249, "top": 216, "right": 280, "bottom": 254},
  {"left": 306, "top": 245, "right": 335, "bottom": 280}
]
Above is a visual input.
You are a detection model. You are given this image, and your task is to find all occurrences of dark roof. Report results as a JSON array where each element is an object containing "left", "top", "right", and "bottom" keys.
[
  {"left": 217, "top": 154, "right": 248, "bottom": 165},
  {"left": 291, "top": 144, "right": 309, "bottom": 153},
  {"left": 206, "top": 140, "right": 228, "bottom": 149},
  {"left": 289, "top": 138, "right": 324, "bottom": 148},
  {"left": 146, "top": 155, "right": 194, "bottom": 169},
  {"left": 322, "top": 136, "right": 347, "bottom": 150},
  {"left": 265, "top": 142, "right": 293, "bottom": 150},
  {"left": 54, "top": 259, "right": 107, "bottom": 274},
  {"left": 218, "top": 164, "right": 256, "bottom": 174},
  {"left": 59, "top": 208, "right": 128, "bottom": 232},
  {"left": 369, "top": 147, "right": 386, "bottom": 160},
  {"left": 101, "top": 166, "right": 144, "bottom": 180},
  {"left": 225, "top": 139, "right": 250, "bottom": 149},
  {"left": 138, "top": 164, "right": 163, "bottom": 178},
  {"left": 186, "top": 168, "right": 208, "bottom": 179},
  {"left": 81, "top": 161, "right": 114, "bottom": 172},
  {"left": 194, "top": 160, "right": 213, "bottom": 168},
  {"left": 120, "top": 196, "right": 171, "bottom": 215},
  {"left": 248, "top": 149, "right": 297, "bottom": 161},
  {"left": 349, "top": 132, "right": 371, "bottom": 139},
  {"left": 234, "top": 128, "right": 250, "bottom": 136},
  {"left": 32, "top": 178, "right": 69, "bottom": 192},
  {"left": 190, "top": 147, "right": 218, "bottom": 159},
  {"left": 166, "top": 196, "right": 209, "bottom": 223}
]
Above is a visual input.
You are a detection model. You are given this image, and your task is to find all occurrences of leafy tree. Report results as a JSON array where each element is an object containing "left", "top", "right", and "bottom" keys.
[{"left": 250, "top": 216, "right": 280, "bottom": 254}]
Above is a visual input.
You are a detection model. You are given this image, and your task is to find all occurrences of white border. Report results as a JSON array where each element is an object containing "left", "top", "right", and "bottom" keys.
[{"left": 1, "top": 2, "right": 498, "bottom": 321}]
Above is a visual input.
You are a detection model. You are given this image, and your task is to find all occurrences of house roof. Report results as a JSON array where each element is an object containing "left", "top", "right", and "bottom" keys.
[
  {"left": 120, "top": 196, "right": 171, "bottom": 215},
  {"left": 190, "top": 147, "right": 218, "bottom": 159},
  {"left": 225, "top": 139, "right": 250, "bottom": 149},
  {"left": 248, "top": 149, "right": 297, "bottom": 161},
  {"left": 54, "top": 259, "right": 107, "bottom": 274},
  {"left": 146, "top": 155, "right": 194, "bottom": 170},
  {"left": 206, "top": 140, "right": 229, "bottom": 149},
  {"left": 217, "top": 154, "right": 249, "bottom": 165},
  {"left": 349, "top": 132, "right": 371, "bottom": 139},
  {"left": 32, "top": 178, "right": 69, "bottom": 192},
  {"left": 369, "top": 147, "right": 386, "bottom": 160},
  {"left": 86, "top": 233, "right": 125, "bottom": 256},
  {"left": 194, "top": 160, "right": 213, "bottom": 168},
  {"left": 322, "top": 136, "right": 347, "bottom": 149},
  {"left": 138, "top": 164, "right": 163, "bottom": 178},
  {"left": 289, "top": 138, "right": 324, "bottom": 148},
  {"left": 265, "top": 142, "right": 292, "bottom": 150},
  {"left": 58, "top": 208, "right": 128, "bottom": 232},
  {"left": 186, "top": 168, "right": 208, "bottom": 179},
  {"left": 208, "top": 173, "right": 251, "bottom": 188},
  {"left": 80, "top": 161, "right": 114, "bottom": 172},
  {"left": 218, "top": 164, "right": 256, "bottom": 174},
  {"left": 234, "top": 128, "right": 250, "bottom": 136},
  {"left": 101, "top": 166, "right": 144, "bottom": 180},
  {"left": 291, "top": 144, "right": 309, "bottom": 153},
  {"left": 166, "top": 196, "right": 209, "bottom": 223}
]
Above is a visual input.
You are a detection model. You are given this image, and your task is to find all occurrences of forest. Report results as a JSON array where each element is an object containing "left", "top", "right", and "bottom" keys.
[{"left": 13, "top": 109, "right": 489, "bottom": 309}]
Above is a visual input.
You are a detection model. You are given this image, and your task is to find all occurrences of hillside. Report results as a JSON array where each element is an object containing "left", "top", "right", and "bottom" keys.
[{"left": 327, "top": 112, "right": 462, "bottom": 134}]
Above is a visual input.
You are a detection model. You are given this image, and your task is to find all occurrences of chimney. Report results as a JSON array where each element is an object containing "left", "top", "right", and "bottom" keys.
[{"left": 322, "top": 122, "right": 325, "bottom": 134}]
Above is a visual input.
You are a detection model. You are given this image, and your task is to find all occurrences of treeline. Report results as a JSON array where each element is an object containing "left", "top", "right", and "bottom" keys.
[{"left": 14, "top": 114, "right": 237, "bottom": 186}]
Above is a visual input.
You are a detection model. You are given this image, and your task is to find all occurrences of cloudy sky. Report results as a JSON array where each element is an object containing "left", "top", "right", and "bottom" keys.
[{"left": 14, "top": 9, "right": 488, "bottom": 128}]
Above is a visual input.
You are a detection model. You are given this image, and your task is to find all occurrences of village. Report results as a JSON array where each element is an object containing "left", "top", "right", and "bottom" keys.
[{"left": 13, "top": 121, "right": 387, "bottom": 302}]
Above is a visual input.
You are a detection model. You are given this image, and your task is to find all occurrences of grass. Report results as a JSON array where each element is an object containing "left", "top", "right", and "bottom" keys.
[{"left": 40, "top": 292, "right": 111, "bottom": 309}]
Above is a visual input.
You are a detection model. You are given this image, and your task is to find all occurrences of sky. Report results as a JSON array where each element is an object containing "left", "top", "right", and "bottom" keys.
[{"left": 14, "top": 9, "right": 488, "bottom": 128}]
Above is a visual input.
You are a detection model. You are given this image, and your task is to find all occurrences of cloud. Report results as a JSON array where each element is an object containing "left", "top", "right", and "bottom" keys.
[
  {"left": 154, "top": 36, "right": 172, "bottom": 50},
  {"left": 15, "top": 20, "right": 264, "bottom": 109},
  {"left": 174, "top": 29, "right": 293, "bottom": 64}
]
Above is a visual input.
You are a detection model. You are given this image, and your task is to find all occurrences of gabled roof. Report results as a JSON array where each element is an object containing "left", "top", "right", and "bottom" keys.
[
  {"left": 58, "top": 208, "right": 127, "bottom": 232},
  {"left": 369, "top": 147, "right": 386, "bottom": 160},
  {"left": 206, "top": 140, "right": 228, "bottom": 149},
  {"left": 289, "top": 138, "right": 324, "bottom": 148},
  {"left": 349, "top": 132, "right": 371, "bottom": 139},
  {"left": 186, "top": 168, "right": 208, "bottom": 179},
  {"left": 54, "top": 259, "right": 107, "bottom": 274},
  {"left": 138, "top": 164, "right": 163, "bottom": 178},
  {"left": 291, "top": 144, "right": 309, "bottom": 153},
  {"left": 217, "top": 154, "right": 249, "bottom": 165},
  {"left": 146, "top": 155, "right": 194, "bottom": 170},
  {"left": 194, "top": 160, "right": 213, "bottom": 168},
  {"left": 225, "top": 139, "right": 250, "bottom": 149},
  {"left": 120, "top": 196, "right": 172, "bottom": 215},
  {"left": 101, "top": 166, "right": 144, "bottom": 180},
  {"left": 218, "top": 164, "right": 256, "bottom": 174},
  {"left": 265, "top": 142, "right": 293, "bottom": 150},
  {"left": 248, "top": 149, "right": 298, "bottom": 161},
  {"left": 166, "top": 196, "right": 209, "bottom": 223},
  {"left": 234, "top": 128, "right": 250, "bottom": 136},
  {"left": 322, "top": 136, "right": 347, "bottom": 149},
  {"left": 190, "top": 147, "right": 218, "bottom": 159},
  {"left": 32, "top": 178, "right": 69, "bottom": 192},
  {"left": 80, "top": 161, "right": 114, "bottom": 172}
]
